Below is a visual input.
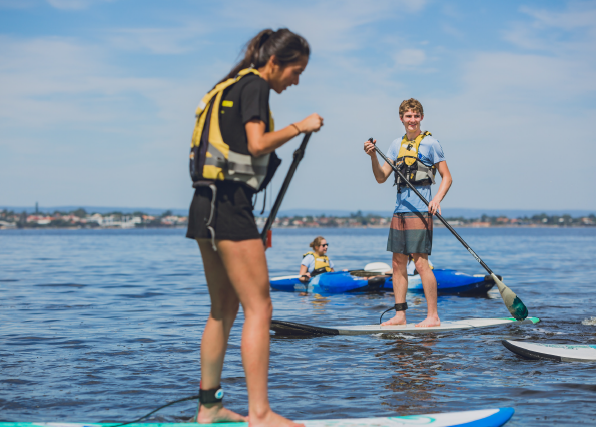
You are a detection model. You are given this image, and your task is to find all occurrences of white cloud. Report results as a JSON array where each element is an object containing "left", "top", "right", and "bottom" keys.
[
  {"left": 0, "top": 0, "right": 36, "bottom": 8},
  {"left": 416, "top": 4, "right": 596, "bottom": 210},
  {"left": 105, "top": 26, "right": 209, "bottom": 55},
  {"left": 0, "top": 36, "right": 180, "bottom": 129},
  {"left": 394, "top": 48, "right": 426, "bottom": 67},
  {"left": 459, "top": 52, "right": 595, "bottom": 104},
  {"left": 217, "top": 0, "right": 427, "bottom": 55},
  {"left": 288, "top": 1, "right": 596, "bottom": 211},
  {"left": 520, "top": 4, "right": 596, "bottom": 30},
  {"left": 441, "top": 24, "right": 465, "bottom": 40},
  {"left": 504, "top": 3, "right": 596, "bottom": 55},
  {"left": 2, "top": 0, "right": 595, "bottom": 210},
  {"left": 46, "top": 0, "right": 114, "bottom": 10}
]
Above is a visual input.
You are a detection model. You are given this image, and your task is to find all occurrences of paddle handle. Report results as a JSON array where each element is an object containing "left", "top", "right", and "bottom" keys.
[
  {"left": 260, "top": 133, "right": 312, "bottom": 244},
  {"left": 372, "top": 140, "right": 494, "bottom": 276}
]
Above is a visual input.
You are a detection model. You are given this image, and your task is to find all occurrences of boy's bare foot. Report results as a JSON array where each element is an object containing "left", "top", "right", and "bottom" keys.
[
  {"left": 249, "top": 409, "right": 305, "bottom": 427},
  {"left": 196, "top": 402, "right": 246, "bottom": 423},
  {"left": 416, "top": 316, "right": 440, "bottom": 327},
  {"left": 381, "top": 311, "right": 407, "bottom": 326}
]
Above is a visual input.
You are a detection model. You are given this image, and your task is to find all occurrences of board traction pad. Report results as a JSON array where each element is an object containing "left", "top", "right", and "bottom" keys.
[
  {"left": 0, "top": 407, "right": 515, "bottom": 426},
  {"left": 271, "top": 317, "right": 540, "bottom": 336}
]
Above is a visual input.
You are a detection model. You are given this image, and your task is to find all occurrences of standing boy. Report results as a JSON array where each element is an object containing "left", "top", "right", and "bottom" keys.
[{"left": 364, "top": 98, "right": 452, "bottom": 327}]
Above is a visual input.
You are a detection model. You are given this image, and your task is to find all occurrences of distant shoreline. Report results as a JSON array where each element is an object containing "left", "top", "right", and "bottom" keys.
[
  {"left": 3, "top": 207, "right": 594, "bottom": 229},
  {"left": 2, "top": 224, "right": 594, "bottom": 231}
]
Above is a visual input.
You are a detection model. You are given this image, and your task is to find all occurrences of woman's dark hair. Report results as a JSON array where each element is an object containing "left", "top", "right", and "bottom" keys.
[{"left": 220, "top": 28, "right": 310, "bottom": 83}]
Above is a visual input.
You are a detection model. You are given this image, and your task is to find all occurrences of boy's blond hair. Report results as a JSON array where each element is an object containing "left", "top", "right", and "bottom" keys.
[{"left": 399, "top": 98, "right": 424, "bottom": 117}]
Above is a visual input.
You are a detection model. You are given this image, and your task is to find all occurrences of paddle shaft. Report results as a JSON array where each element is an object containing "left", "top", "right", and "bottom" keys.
[
  {"left": 372, "top": 141, "right": 495, "bottom": 276},
  {"left": 261, "top": 132, "right": 312, "bottom": 243}
]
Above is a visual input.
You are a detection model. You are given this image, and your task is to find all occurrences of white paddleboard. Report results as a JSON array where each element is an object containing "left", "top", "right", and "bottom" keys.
[
  {"left": 2, "top": 407, "right": 514, "bottom": 426},
  {"left": 271, "top": 317, "right": 540, "bottom": 336},
  {"left": 502, "top": 340, "right": 596, "bottom": 362}
]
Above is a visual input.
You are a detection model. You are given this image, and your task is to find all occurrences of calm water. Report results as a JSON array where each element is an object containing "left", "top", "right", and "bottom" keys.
[{"left": 1, "top": 227, "right": 596, "bottom": 425}]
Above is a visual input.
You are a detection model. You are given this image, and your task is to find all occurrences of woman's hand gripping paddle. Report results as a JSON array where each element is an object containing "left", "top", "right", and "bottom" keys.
[{"left": 368, "top": 138, "right": 528, "bottom": 320}]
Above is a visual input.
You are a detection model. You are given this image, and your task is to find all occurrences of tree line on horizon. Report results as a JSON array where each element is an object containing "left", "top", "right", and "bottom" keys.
[{"left": 1, "top": 208, "right": 595, "bottom": 229}]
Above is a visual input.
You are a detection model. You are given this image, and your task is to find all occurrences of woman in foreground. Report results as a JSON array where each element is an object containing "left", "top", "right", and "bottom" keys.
[{"left": 186, "top": 29, "right": 323, "bottom": 426}]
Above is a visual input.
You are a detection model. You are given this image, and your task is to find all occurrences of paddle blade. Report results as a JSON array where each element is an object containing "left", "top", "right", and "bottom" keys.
[{"left": 491, "top": 273, "right": 528, "bottom": 320}]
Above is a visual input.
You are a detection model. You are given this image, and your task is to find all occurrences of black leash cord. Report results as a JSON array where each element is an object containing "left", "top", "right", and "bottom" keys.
[
  {"left": 379, "top": 306, "right": 395, "bottom": 324},
  {"left": 379, "top": 303, "right": 408, "bottom": 324},
  {"left": 110, "top": 394, "right": 199, "bottom": 427}
]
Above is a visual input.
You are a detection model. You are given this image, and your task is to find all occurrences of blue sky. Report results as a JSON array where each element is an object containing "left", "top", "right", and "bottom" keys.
[{"left": 1, "top": 0, "right": 595, "bottom": 212}]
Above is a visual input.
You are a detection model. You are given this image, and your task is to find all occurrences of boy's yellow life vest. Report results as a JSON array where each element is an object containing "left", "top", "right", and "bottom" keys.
[
  {"left": 303, "top": 251, "right": 332, "bottom": 275},
  {"left": 394, "top": 130, "right": 436, "bottom": 192},
  {"left": 189, "top": 68, "right": 276, "bottom": 191}
]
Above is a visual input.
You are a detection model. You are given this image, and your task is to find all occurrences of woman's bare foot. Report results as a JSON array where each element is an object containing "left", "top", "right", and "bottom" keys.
[
  {"left": 249, "top": 409, "right": 305, "bottom": 427},
  {"left": 416, "top": 316, "right": 440, "bottom": 327},
  {"left": 381, "top": 311, "right": 407, "bottom": 326},
  {"left": 196, "top": 402, "right": 247, "bottom": 423}
]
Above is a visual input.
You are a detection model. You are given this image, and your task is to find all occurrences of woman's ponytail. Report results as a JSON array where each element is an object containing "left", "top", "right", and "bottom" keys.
[
  {"left": 220, "top": 28, "right": 310, "bottom": 83},
  {"left": 309, "top": 236, "right": 325, "bottom": 250}
]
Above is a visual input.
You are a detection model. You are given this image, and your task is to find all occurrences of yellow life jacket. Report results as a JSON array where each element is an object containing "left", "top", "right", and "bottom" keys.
[
  {"left": 303, "top": 251, "right": 332, "bottom": 275},
  {"left": 189, "top": 68, "right": 278, "bottom": 191},
  {"left": 394, "top": 131, "right": 436, "bottom": 193}
]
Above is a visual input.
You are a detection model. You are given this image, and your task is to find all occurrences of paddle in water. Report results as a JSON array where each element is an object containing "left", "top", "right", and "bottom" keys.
[{"left": 368, "top": 138, "right": 528, "bottom": 320}]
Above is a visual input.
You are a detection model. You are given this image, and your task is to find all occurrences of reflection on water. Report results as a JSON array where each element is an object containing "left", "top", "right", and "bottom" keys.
[
  {"left": 312, "top": 294, "right": 331, "bottom": 306},
  {"left": 1, "top": 227, "right": 596, "bottom": 425},
  {"left": 380, "top": 337, "right": 441, "bottom": 410}
]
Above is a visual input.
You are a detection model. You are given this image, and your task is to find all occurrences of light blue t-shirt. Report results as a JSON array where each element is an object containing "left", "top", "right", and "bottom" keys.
[
  {"left": 386, "top": 133, "right": 446, "bottom": 214},
  {"left": 302, "top": 254, "right": 335, "bottom": 273}
]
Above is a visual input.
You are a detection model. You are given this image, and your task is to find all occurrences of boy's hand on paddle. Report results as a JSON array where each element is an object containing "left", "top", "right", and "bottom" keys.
[
  {"left": 364, "top": 138, "right": 377, "bottom": 157},
  {"left": 298, "top": 113, "right": 324, "bottom": 133},
  {"left": 429, "top": 198, "right": 441, "bottom": 215}
]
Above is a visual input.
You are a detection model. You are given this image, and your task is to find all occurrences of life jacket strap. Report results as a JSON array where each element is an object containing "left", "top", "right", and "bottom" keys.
[
  {"left": 204, "top": 156, "right": 269, "bottom": 176},
  {"left": 198, "top": 183, "right": 217, "bottom": 252},
  {"left": 312, "top": 267, "right": 329, "bottom": 276}
]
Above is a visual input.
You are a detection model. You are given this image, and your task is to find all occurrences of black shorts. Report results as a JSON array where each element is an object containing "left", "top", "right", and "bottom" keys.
[{"left": 186, "top": 181, "right": 260, "bottom": 241}]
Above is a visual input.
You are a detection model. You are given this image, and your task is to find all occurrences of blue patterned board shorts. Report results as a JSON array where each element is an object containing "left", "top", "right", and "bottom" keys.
[{"left": 387, "top": 212, "right": 433, "bottom": 255}]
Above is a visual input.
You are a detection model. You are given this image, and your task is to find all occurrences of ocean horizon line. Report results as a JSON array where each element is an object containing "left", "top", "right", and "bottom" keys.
[{"left": 1, "top": 205, "right": 595, "bottom": 219}]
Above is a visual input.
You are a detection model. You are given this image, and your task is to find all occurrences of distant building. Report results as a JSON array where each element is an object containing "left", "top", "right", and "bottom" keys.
[
  {"left": 470, "top": 221, "right": 491, "bottom": 227},
  {"left": 0, "top": 220, "right": 16, "bottom": 229}
]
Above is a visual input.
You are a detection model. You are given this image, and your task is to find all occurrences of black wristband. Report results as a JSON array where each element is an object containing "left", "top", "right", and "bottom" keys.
[{"left": 199, "top": 386, "right": 224, "bottom": 404}]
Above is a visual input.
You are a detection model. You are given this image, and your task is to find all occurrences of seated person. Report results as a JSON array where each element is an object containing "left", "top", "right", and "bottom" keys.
[
  {"left": 387, "top": 255, "right": 434, "bottom": 276},
  {"left": 407, "top": 254, "right": 434, "bottom": 275},
  {"left": 299, "top": 236, "right": 335, "bottom": 281}
]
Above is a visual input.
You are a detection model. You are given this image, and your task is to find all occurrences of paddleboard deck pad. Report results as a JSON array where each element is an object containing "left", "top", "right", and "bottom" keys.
[
  {"left": 271, "top": 317, "right": 540, "bottom": 336},
  {"left": 502, "top": 340, "right": 596, "bottom": 362},
  {"left": 1, "top": 408, "right": 515, "bottom": 426}
]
